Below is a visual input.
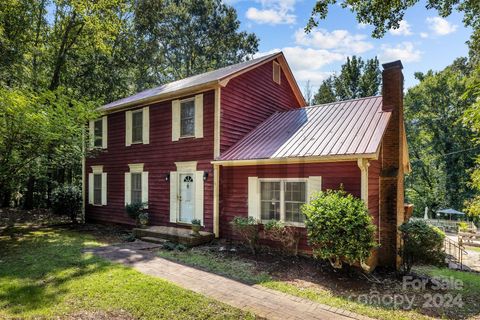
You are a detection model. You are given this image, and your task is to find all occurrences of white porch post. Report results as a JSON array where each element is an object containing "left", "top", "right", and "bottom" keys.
[
  {"left": 213, "top": 164, "right": 220, "bottom": 238},
  {"left": 357, "top": 158, "right": 370, "bottom": 207}
]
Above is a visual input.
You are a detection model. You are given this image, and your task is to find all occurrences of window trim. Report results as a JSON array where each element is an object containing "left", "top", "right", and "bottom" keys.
[
  {"left": 258, "top": 178, "right": 307, "bottom": 227},
  {"left": 179, "top": 97, "right": 196, "bottom": 139},
  {"left": 90, "top": 165, "right": 106, "bottom": 206},
  {"left": 273, "top": 61, "right": 281, "bottom": 85},
  {"left": 131, "top": 109, "right": 144, "bottom": 144}
]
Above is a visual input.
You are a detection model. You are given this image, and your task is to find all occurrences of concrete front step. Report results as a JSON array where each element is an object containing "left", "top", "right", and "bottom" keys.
[
  {"left": 140, "top": 237, "right": 169, "bottom": 244},
  {"left": 133, "top": 226, "right": 214, "bottom": 247}
]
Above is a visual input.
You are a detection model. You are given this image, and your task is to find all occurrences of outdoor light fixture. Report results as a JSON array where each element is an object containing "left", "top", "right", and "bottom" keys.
[
  {"left": 165, "top": 173, "right": 170, "bottom": 182},
  {"left": 203, "top": 171, "right": 209, "bottom": 181}
]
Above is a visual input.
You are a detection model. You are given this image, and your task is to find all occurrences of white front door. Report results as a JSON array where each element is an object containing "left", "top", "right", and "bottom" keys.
[{"left": 179, "top": 173, "right": 195, "bottom": 223}]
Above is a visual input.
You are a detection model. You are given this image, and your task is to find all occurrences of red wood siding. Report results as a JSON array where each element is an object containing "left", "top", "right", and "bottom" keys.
[
  {"left": 219, "top": 161, "right": 370, "bottom": 252},
  {"left": 220, "top": 59, "right": 302, "bottom": 153},
  {"left": 85, "top": 90, "right": 215, "bottom": 230}
]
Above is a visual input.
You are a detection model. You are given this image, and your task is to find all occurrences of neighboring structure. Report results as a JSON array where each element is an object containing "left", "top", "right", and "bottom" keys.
[{"left": 84, "top": 52, "right": 410, "bottom": 268}]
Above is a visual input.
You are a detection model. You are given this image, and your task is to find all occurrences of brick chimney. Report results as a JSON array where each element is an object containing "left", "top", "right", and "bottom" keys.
[{"left": 378, "top": 60, "right": 406, "bottom": 268}]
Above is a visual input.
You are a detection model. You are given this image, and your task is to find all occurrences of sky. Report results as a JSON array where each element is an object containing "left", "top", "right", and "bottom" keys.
[{"left": 227, "top": 0, "right": 472, "bottom": 92}]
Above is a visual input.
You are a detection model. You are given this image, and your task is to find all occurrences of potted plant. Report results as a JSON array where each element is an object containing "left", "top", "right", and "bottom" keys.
[
  {"left": 125, "top": 202, "right": 148, "bottom": 227},
  {"left": 191, "top": 219, "right": 202, "bottom": 235}
]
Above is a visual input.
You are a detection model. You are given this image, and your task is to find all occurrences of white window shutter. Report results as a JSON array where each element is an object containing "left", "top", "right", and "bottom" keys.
[
  {"left": 88, "top": 173, "right": 94, "bottom": 204},
  {"left": 307, "top": 176, "right": 322, "bottom": 201},
  {"left": 142, "top": 171, "right": 149, "bottom": 204},
  {"left": 195, "top": 171, "right": 204, "bottom": 224},
  {"left": 125, "top": 111, "right": 132, "bottom": 146},
  {"left": 247, "top": 177, "right": 259, "bottom": 220},
  {"left": 169, "top": 172, "right": 178, "bottom": 222},
  {"left": 101, "top": 172, "right": 107, "bottom": 205},
  {"left": 143, "top": 106, "right": 149, "bottom": 144},
  {"left": 102, "top": 116, "right": 108, "bottom": 149},
  {"left": 172, "top": 100, "right": 180, "bottom": 141},
  {"left": 124, "top": 172, "right": 131, "bottom": 205},
  {"left": 88, "top": 120, "right": 94, "bottom": 148},
  {"left": 195, "top": 94, "right": 203, "bottom": 138}
]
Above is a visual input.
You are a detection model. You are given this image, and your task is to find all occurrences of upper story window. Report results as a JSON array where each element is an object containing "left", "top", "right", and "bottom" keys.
[
  {"left": 172, "top": 94, "right": 203, "bottom": 141},
  {"left": 89, "top": 116, "right": 107, "bottom": 149},
  {"left": 125, "top": 107, "right": 149, "bottom": 146},
  {"left": 273, "top": 61, "right": 281, "bottom": 85},
  {"left": 180, "top": 99, "right": 195, "bottom": 137},
  {"left": 132, "top": 110, "right": 143, "bottom": 143}
]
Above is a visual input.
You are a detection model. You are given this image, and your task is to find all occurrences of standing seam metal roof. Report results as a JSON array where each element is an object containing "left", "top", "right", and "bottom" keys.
[{"left": 218, "top": 96, "right": 391, "bottom": 161}]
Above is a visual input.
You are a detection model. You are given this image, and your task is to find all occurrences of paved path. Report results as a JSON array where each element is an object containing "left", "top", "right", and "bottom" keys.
[{"left": 87, "top": 243, "right": 371, "bottom": 320}]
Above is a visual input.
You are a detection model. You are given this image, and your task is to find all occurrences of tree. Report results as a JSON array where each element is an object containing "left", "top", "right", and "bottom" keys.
[
  {"left": 404, "top": 58, "right": 477, "bottom": 214},
  {"left": 313, "top": 56, "right": 381, "bottom": 104},
  {"left": 133, "top": 0, "right": 259, "bottom": 90},
  {"left": 306, "top": 1, "right": 480, "bottom": 39},
  {"left": 303, "top": 80, "right": 313, "bottom": 106}
]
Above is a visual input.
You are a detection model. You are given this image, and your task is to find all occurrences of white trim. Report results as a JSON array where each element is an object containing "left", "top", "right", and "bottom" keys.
[
  {"left": 194, "top": 94, "right": 203, "bottom": 138},
  {"left": 124, "top": 172, "right": 131, "bottom": 205},
  {"left": 88, "top": 173, "right": 94, "bottom": 204},
  {"left": 247, "top": 177, "right": 259, "bottom": 220},
  {"left": 125, "top": 110, "right": 132, "bottom": 146},
  {"left": 101, "top": 172, "right": 107, "bottom": 205},
  {"left": 128, "top": 163, "right": 144, "bottom": 173},
  {"left": 91, "top": 165, "right": 104, "bottom": 174},
  {"left": 172, "top": 99, "right": 181, "bottom": 141},
  {"left": 88, "top": 120, "right": 95, "bottom": 149},
  {"left": 273, "top": 61, "right": 281, "bottom": 85},
  {"left": 214, "top": 88, "right": 221, "bottom": 158},
  {"left": 102, "top": 116, "right": 108, "bottom": 149},
  {"left": 213, "top": 164, "right": 220, "bottom": 237},
  {"left": 194, "top": 171, "right": 204, "bottom": 224},
  {"left": 142, "top": 106, "right": 150, "bottom": 144},
  {"left": 142, "top": 171, "right": 149, "bottom": 203},
  {"left": 357, "top": 158, "right": 369, "bottom": 207},
  {"left": 175, "top": 161, "right": 197, "bottom": 173},
  {"left": 169, "top": 172, "right": 178, "bottom": 222}
]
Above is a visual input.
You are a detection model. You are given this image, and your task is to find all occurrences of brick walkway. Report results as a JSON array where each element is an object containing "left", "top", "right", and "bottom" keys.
[{"left": 87, "top": 243, "right": 372, "bottom": 320}]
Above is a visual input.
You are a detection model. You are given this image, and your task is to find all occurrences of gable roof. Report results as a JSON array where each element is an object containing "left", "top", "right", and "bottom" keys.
[
  {"left": 217, "top": 96, "right": 391, "bottom": 162},
  {"left": 102, "top": 52, "right": 304, "bottom": 112}
]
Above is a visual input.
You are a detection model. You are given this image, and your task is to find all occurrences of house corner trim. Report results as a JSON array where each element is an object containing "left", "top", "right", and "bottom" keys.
[{"left": 357, "top": 158, "right": 369, "bottom": 207}]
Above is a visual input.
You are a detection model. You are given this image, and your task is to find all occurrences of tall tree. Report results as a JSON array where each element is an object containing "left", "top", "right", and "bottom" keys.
[
  {"left": 313, "top": 56, "right": 381, "bottom": 104},
  {"left": 404, "top": 58, "right": 477, "bottom": 213},
  {"left": 133, "top": 0, "right": 259, "bottom": 90}
]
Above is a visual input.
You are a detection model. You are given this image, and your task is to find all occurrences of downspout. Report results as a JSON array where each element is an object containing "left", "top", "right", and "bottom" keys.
[
  {"left": 213, "top": 164, "right": 220, "bottom": 237},
  {"left": 358, "top": 158, "right": 372, "bottom": 272}
]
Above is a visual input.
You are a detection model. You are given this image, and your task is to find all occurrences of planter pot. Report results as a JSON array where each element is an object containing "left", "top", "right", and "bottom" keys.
[
  {"left": 138, "top": 212, "right": 149, "bottom": 228},
  {"left": 191, "top": 224, "right": 201, "bottom": 235}
]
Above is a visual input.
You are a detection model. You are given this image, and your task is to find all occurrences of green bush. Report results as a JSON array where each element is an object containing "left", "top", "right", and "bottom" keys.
[
  {"left": 125, "top": 202, "right": 148, "bottom": 224},
  {"left": 302, "top": 189, "right": 377, "bottom": 269},
  {"left": 399, "top": 219, "right": 446, "bottom": 273},
  {"left": 263, "top": 220, "right": 301, "bottom": 256},
  {"left": 51, "top": 185, "right": 82, "bottom": 223},
  {"left": 230, "top": 216, "right": 260, "bottom": 254},
  {"left": 458, "top": 221, "right": 469, "bottom": 232}
]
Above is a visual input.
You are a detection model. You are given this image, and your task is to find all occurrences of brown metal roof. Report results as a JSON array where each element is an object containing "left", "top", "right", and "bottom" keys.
[
  {"left": 102, "top": 52, "right": 304, "bottom": 112},
  {"left": 218, "top": 96, "right": 391, "bottom": 161}
]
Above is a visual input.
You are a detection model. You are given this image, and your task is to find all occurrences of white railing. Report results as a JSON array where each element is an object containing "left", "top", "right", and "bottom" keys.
[{"left": 411, "top": 217, "right": 476, "bottom": 233}]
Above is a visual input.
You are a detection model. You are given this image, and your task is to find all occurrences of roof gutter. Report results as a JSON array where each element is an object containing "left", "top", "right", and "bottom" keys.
[{"left": 211, "top": 153, "right": 378, "bottom": 166}]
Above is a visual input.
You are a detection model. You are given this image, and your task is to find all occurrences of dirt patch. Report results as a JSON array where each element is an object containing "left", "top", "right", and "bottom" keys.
[{"left": 58, "top": 310, "right": 135, "bottom": 319}]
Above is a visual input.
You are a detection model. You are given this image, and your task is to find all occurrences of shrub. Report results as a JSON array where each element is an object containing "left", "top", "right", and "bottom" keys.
[
  {"left": 230, "top": 216, "right": 260, "bottom": 254},
  {"left": 458, "top": 221, "right": 469, "bottom": 232},
  {"left": 125, "top": 202, "right": 148, "bottom": 225},
  {"left": 302, "top": 189, "right": 377, "bottom": 269},
  {"left": 191, "top": 219, "right": 201, "bottom": 225},
  {"left": 263, "top": 220, "right": 301, "bottom": 256},
  {"left": 399, "top": 219, "right": 446, "bottom": 273},
  {"left": 51, "top": 185, "right": 82, "bottom": 223}
]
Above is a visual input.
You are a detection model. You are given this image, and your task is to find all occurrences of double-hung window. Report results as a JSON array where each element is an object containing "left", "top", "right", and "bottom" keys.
[
  {"left": 89, "top": 165, "right": 107, "bottom": 206},
  {"left": 180, "top": 99, "right": 195, "bottom": 137},
  {"left": 260, "top": 180, "right": 307, "bottom": 224},
  {"left": 132, "top": 110, "right": 143, "bottom": 143},
  {"left": 125, "top": 163, "right": 148, "bottom": 206},
  {"left": 89, "top": 116, "right": 107, "bottom": 149},
  {"left": 131, "top": 172, "right": 142, "bottom": 204}
]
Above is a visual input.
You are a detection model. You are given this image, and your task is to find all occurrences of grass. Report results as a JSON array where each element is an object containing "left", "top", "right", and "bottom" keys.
[
  {"left": 465, "top": 246, "right": 480, "bottom": 252},
  {"left": 158, "top": 249, "right": 272, "bottom": 284},
  {"left": 0, "top": 227, "right": 253, "bottom": 319},
  {"left": 157, "top": 248, "right": 480, "bottom": 320}
]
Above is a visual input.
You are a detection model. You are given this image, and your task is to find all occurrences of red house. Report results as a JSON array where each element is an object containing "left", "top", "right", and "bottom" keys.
[{"left": 84, "top": 52, "right": 410, "bottom": 268}]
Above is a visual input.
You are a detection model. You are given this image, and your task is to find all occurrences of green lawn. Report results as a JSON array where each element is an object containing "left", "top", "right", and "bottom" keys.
[
  {"left": 0, "top": 227, "right": 253, "bottom": 319},
  {"left": 158, "top": 248, "right": 480, "bottom": 320}
]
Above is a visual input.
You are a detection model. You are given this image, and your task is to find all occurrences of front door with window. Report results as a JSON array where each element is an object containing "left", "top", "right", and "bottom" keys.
[{"left": 179, "top": 174, "right": 194, "bottom": 222}]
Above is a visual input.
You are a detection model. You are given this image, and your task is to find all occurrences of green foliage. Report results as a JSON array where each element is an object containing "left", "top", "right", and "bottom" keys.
[
  {"left": 125, "top": 202, "right": 148, "bottom": 221},
  {"left": 306, "top": 1, "right": 480, "bottom": 39},
  {"left": 191, "top": 219, "right": 201, "bottom": 225},
  {"left": 458, "top": 221, "right": 469, "bottom": 232},
  {"left": 404, "top": 59, "right": 477, "bottom": 215},
  {"left": 263, "top": 220, "right": 301, "bottom": 256},
  {"left": 51, "top": 184, "right": 82, "bottom": 223},
  {"left": 302, "top": 189, "right": 377, "bottom": 268},
  {"left": 313, "top": 56, "right": 381, "bottom": 105},
  {"left": 230, "top": 216, "right": 260, "bottom": 254},
  {"left": 399, "top": 220, "right": 446, "bottom": 273}
]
